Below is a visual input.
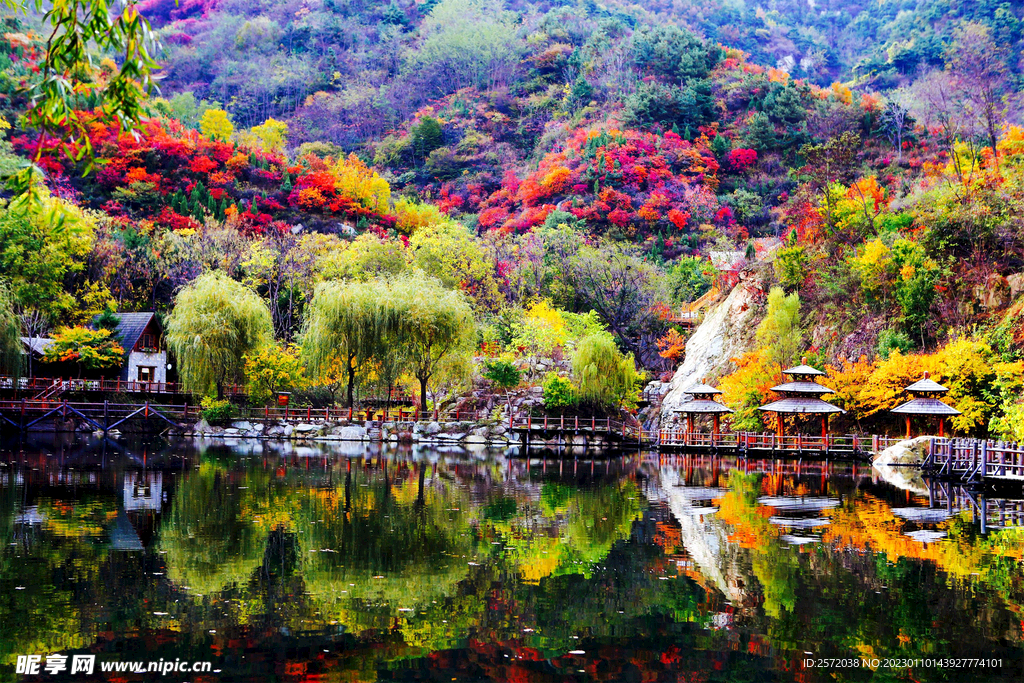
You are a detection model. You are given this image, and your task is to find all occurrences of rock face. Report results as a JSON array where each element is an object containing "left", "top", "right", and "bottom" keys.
[{"left": 659, "top": 281, "right": 762, "bottom": 427}]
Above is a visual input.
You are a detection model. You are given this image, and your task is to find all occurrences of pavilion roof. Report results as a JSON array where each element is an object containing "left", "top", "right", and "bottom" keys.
[
  {"left": 758, "top": 397, "right": 845, "bottom": 414},
  {"left": 674, "top": 398, "right": 734, "bottom": 414},
  {"left": 891, "top": 398, "right": 961, "bottom": 416},
  {"left": 904, "top": 376, "right": 949, "bottom": 394},
  {"left": 770, "top": 381, "right": 835, "bottom": 395},
  {"left": 682, "top": 381, "right": 723, "bottom": 396}
]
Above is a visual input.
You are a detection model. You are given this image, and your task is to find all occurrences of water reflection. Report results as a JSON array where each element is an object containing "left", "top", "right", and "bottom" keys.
[{"left": 0, "top": 436, "right": 1022, "bottom": 681}]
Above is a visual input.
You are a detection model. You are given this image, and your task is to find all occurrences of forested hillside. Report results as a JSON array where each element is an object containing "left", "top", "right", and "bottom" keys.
[{"left": 1, "top": 0, "right": 1023, "bottom": 437}]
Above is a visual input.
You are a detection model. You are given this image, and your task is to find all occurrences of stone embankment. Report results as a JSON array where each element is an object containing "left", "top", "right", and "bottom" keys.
[{"left": 189, "top": 418, "right": 519, "bottom": 447}]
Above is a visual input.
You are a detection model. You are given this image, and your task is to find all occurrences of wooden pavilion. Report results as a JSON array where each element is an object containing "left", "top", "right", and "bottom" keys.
[
  {"left": 891, "top": 371, "right": 960, "bottom": 437},
  {"left": 673, "top": 380, "right": 733, "bottom": 436},
  {"left": 758, "top": 359, "right": 844, "bottom": 437}
]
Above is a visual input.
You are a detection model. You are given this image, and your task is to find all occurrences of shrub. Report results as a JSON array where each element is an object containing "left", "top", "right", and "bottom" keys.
[
  {"left": 876, "top": 329, "right": 913, "bottom": 359},
  {"left": 483, "top": 357, "right": 521, "bottom": 390},
  {"left": 200, "top": 397, "right": 238, "bottom": 423},
  {"left": 542, "top": 373, "right": 576, "bottom": 410}
]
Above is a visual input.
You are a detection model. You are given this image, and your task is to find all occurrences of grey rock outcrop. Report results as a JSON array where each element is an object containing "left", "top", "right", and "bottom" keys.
[{"left": 660, "top": 281, "right": 762, "bottom": 427}]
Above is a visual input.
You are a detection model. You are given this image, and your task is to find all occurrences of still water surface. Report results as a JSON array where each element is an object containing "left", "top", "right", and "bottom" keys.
[{"left": 1, "top": 434, "right": 1023, "bottom": 682}]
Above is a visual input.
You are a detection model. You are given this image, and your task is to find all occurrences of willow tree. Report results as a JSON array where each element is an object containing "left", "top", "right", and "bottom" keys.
[
  {"left": 302, "top": 279, "right": 394, "bottom": 407},
  {"left": 572, "top": 333, "right": 642, "bottom": 410},
  {"left": 165, "top": 271, "right": 273, "bottom": 398},
  {"left": 389, "top": 275, "right": 475, "bottom": 411},
  {"left": 0, "top": 280, "right": 21, "bottom": 377},
  {"left": 756, "top": 286, "right": 803, "bottom": 373}
]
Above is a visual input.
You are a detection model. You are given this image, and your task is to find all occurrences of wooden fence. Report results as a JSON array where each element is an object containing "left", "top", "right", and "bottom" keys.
[
  {"left": 922, "top": 437, "right": 1024, "bottom": 482},
  {"left": 657, "top": 429, "right": 864, "bottom": 456}
]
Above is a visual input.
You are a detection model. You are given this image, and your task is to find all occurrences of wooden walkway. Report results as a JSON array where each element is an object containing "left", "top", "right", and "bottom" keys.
[
  {"left": 921, "top": 437, "right": 1024, "bottom": 483},
  {"left": 657, "top": 429, "right": 866, "bottom": 458}
]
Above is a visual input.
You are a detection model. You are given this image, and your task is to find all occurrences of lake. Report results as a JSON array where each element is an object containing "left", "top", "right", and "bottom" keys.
[{"left": 1, "top": 434, "right": 1022, "bottom": 682}]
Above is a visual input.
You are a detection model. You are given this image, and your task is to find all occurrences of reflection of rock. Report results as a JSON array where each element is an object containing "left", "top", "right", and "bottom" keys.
[
  {"left": 654, "top": 469, "right": 744, "bottom": 603},
  {"left": 873, "top": 436, "right": 932, "bottom": 495},
  {"left": 660, "top": 281, "right": 762, "bottom": 427}
]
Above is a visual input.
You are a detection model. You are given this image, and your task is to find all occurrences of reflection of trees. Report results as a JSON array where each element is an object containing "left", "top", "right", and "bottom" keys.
[
  {"left": 712, "top": 470, "right": 1024, "bottom": 668},
  {"left": 296, "top": 466, "right": 481, "bottom": 637},
  {"left": 0, "top": 493, "right": 113, "bottom": 658},
  {"left": 492, "top": 481, "right": 645, "bottom": 584},
  {"left": 158, "top": 463, "right": 272, "bottom": 596}
]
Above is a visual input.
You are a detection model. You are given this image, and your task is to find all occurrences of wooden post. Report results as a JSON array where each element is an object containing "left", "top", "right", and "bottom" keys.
[
  {"left": 776, "top": 413, "right": 783, "bottom": 438},
  {"left": 821, "top": 415, "right": 827, "bottom": 439},
  {"left": 103, "top": 400, "right": 108, "bottom": 430},
  {"left": 686, "top": 413, "right": 694, "bottom": 435},
  {"left": 905, "top": 415, "right": 912, "bottom": 439},
  {"left": 712, "top": 414, "right": 720, "bottom": 437},
  {"left": 938, "top": 417, "right": 945, "bottom": 438}
]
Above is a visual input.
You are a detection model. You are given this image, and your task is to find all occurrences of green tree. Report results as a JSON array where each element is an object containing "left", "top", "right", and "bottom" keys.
[
  {"left": 0, "top": 190, "right": 95, "bottom": 338},
  {"left": 572, "top": 333, "right": 641, "bottom": 410},
  {"left": 665, "top": 256, "right": 712, "bottom": 304},
  {"left": 410, "top": 116, "right": 444, "bottom": 160},
  {"left": 243, "top": 343, "right": 307, "bottom": 404},
  {"left": 0, "top": 280, "right": 22, "bottom": 377},
  {"left": 483, "top": 356, "right": 520, "bottom": 411},
  {"left": 756, "top": 287, "right": 803, "bottom": 373},
  {"left": 302, "top": 279, "right": 390, "bottom": 408},
  {"left": 390, "top": 275, "right": 476, "bottom": 411},
  {"left": 41, "top": 326, "right": 124, "bottom": 377},
  {"left": 165, "top": 272, "right": 274, "bottom": 399}
]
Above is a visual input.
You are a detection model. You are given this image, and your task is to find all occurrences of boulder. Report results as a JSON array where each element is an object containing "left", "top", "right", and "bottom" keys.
[
  {"left": 230, "top": 421, "right": 253, "bottom": 431},
  {"left": 338, "top": 425, "right": 366, "bottom": 441},
  {"left": 424, "top": 421, "right": 442, "bottom": 435},
  {"left": 295, "top": 423, "right": 318, "bottom": 433},
  {"left": 192, "top": 419, "right": 214, "bottom": 435},
  {"left": 465, "top": 434, "right": 488, "bottom": 444},
  {"left": 224, "top": 428, "right": 240, "bottom": 436},
  {"left": 471, "top": 426, "right": 489, "bottom": 437},
  {"left": 266, "top": 425, "right": 285, "bottom": 438},
  {"left": 440, "top": 432, "right": 466, "bottom": 441},
  {"left": 1008, "top": 272, "right": 1024, "bottom": 300}
]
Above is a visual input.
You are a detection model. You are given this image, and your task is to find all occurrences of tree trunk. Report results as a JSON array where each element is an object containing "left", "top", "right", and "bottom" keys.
[
  {"left": 346, "top": 353, "right": 356, "bottom": 408},
  {"left": 419, "top": 375, "right": 429, "bottom": 412}
]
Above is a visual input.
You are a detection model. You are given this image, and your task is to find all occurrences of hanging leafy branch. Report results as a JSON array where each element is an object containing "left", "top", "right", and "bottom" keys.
[{"left": 5, "top": 0, "right": 161, "bottom": 197}]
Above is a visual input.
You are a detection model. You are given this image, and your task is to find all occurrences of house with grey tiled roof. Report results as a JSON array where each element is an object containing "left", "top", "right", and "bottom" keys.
[{"left": 93, "top": 312, "right": 169, "bottom": 383}]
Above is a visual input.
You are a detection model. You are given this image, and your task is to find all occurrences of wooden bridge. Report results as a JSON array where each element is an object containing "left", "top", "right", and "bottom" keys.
[
  {"left": 657, "top": 428, "right": 867, "bottom": 458},
  {"left": 0, "top": 399, "right": 189, "bottom": 433},
  {"left": 920, "top": 437, "right": 1024, "bottom": 483},
  {"left": 665, "top": 287, "right": 720, "bottom": 327}
]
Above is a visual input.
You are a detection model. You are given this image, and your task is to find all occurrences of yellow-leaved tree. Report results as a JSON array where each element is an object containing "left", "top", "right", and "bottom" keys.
[{"left": 199, "top": 108, "right": 234, "bottom": 141}]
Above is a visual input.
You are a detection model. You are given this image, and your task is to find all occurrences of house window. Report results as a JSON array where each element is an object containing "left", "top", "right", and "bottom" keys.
[
  {"left": 138, "top": 367, "right": 154, "bottom": 382},
  {"left": 139, "top": 334, "right": 157, "bottom": 352}
]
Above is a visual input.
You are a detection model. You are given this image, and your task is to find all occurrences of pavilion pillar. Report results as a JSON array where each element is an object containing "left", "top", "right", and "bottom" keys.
[
  {"left": 905, "top": 415, "right": 912, "bottom": 439},
  {"left": 712, "top": 414, "right": 720, "bottom": 436},
  {"left": 821, "top": 414, "right": 827, "bottom": 439},
  {"left": 686, "top": 413, "right": 694, "bottom": 434},
  {"left": 938, "top": 417, "right": 945, "bottom": 438},
  {"left": 776, "top": 413, "right": 784, "bottom": 438}
]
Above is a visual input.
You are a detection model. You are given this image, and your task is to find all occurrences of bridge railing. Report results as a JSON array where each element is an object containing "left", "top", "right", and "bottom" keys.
[
  {"left": 0, "top": 376, "right": 246, "bottom": 397},
  {"left": 925, "top": 437, "right": 1024, "bottom": 480},
  {"left": 659, "top": 430, "right": 863, "bottom": 453}
]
